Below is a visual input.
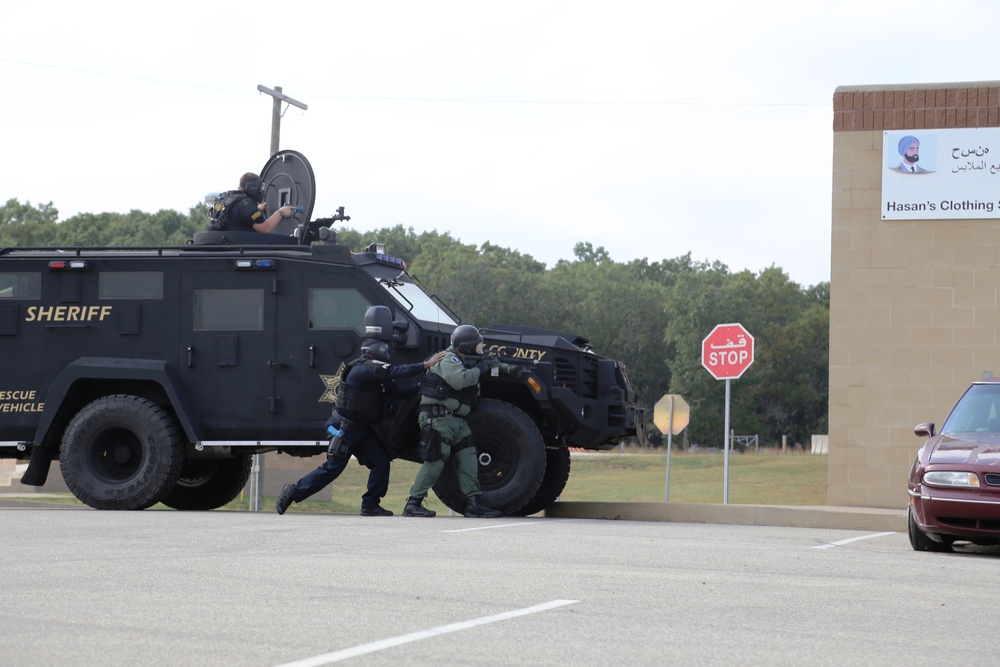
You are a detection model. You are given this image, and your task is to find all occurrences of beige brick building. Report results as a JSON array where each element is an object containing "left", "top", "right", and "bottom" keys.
[{"left": 830, "top": 81, "right": 1000, "bottom": 508}]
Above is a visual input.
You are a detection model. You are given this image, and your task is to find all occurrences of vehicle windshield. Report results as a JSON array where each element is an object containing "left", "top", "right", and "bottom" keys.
[
  {"left": 941, "top": 383, "right": 1000, "bottom": 433},
  {"left": 377, "top": 278, "right": 457, "bottom": 326}
]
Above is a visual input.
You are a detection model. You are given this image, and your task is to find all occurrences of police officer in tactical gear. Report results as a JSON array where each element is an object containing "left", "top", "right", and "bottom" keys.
[
  {"left": 276, "top": 341, "right": 446, "bottom": 516},
  {"left": 402, "top": 324, "right": 515, "bottom": 518},
  {"left": 211, "top": 172, "right": 296, "bottom": 233}
]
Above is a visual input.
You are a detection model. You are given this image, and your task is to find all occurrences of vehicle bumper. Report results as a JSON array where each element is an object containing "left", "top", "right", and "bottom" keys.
[
  {"left": 908, "top": 485, "right": 1000, "bottom": 539},
  {"left": 550, "top": 387, "right": 646, "bottom": 449}
]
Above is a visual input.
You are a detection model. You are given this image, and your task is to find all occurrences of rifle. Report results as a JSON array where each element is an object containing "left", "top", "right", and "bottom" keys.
[{"left": 463, "top": 352, "right": 550, "bottom": 379}]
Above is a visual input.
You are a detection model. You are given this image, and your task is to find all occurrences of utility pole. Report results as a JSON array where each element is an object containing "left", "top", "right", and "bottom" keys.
[
  {"left": 256, "top": 85, "right": 308, "bottom": 157},
  {"left": 242, "top": 86, "right": 306, "bottom": 511}
]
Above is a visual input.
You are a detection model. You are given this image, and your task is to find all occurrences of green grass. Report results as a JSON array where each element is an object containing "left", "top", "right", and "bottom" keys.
[
  {"left": 11, "top": 451, "right": 828, "bottom": 512},
  {"left": 237, "top": 450, "right": 828, "bottom": 513},
  {"left": 559, "top": 451, "right": 828, "bottom": 506}
]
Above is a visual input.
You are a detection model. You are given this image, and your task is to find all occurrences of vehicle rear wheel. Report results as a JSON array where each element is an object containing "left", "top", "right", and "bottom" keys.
[
  {"left": 160, "top": 453, "right": 253, "bottom": 510},
  {"left": 60, "top": 395, "right": 184, "bottom": 510},
  {"left": 513, "top": 445, "right": 571, "bottom": 517},
  {"left": 433, "top": 399, "right": 546, "bottom": 516},
  {"left": 907, "top": 505, "right": 952, "bottom": 552}
]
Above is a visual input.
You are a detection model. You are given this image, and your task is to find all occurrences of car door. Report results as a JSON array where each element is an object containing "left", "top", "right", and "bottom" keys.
[
  {"left": 179, "top": 269, "right": 278, "bottom": 438},
  {"left": 291, "top": 267, "right": 380, "bottom": 427}
]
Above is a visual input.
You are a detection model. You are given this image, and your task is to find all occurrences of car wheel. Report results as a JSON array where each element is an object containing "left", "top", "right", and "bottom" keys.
[
  {"left": 160, "top": 453, "right": 253, "bottom": 510},
  {"left": 513, "top": 444, "right": 571, "bottom": 517},
  {"left": 907, "top": 505, "right": 952, "bottom": 552},
  {"left": 60, "top": 395, "right": 184, "bottom": 510},
  {"left": 433, "top": 398, "right": 546, "bottom": 516}
]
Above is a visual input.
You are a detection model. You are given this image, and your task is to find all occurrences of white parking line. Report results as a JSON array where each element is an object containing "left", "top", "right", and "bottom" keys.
[
  {"left": 812, "top": 531, "right": 897, "bottom": 549},
  {"left": 273, "top": 599, "right": 579, "bottom": 667},
  {"left": 443, "top": 519, "right": 573, "bottom": 533}
]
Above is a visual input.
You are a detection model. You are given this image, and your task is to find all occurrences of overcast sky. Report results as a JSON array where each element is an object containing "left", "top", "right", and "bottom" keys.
[{"left": 3, "top": 1, "right": 998, "bottom": 287}]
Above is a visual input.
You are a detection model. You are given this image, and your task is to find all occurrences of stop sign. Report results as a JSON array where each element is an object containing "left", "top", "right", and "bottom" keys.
[
  {"left": 701, "top": 323, "right": 754, "bottom": 380},
  {"left": 653, "top": 394, "right": 690, "bottom": 435}
]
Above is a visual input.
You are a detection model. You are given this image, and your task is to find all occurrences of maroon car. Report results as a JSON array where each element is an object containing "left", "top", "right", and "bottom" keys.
[{"left": 909, "top": 380, "right": 1000, "bottom": 551}]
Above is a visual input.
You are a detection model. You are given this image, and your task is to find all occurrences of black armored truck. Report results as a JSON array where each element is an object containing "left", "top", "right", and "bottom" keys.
[{"left": 0, "top": 151, "right": 645, "bottom": 514}]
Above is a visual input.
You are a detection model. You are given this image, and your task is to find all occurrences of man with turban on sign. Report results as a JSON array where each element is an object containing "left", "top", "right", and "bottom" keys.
[{"left": 892, "top": 135, "right": 929, "bottom": 173}]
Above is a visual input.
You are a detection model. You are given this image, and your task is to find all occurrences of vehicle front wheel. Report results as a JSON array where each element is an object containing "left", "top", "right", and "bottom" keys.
[
  {"left": 433, "top": 399, "right": 546, "bottom": 516},
  {"left": 160, "top": 453, "right": 253, "bottom": 510},
  {"left": 513, "top": 444, "right": 571, "bottom": 517},
  {"left": 60, "top": 395, "right": 184, "bottom": 510},
  {"left": 907, "top": 505, "right": 952, "bottom": 552}
]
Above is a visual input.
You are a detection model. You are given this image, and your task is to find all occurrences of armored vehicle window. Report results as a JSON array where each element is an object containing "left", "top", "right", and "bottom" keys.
[
  {"left": 378, "top": 280, "right": 457, "bottom": 325},
  {"left": 99, "top": 272, "right": 163, "bottom": 299},
  {"left": 0, "top": 273, "right": 41, "bottom": 299},
  {"left": 309, "top": 288, "right": 372, "bottom": 330},
  {"left": 194, "top": 289, "right": 263, "bottom": 330}
]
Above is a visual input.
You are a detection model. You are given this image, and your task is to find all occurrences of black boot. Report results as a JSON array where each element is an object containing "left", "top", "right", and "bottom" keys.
[
  {"left": 361, "top": 505, "right": 393, "bottom": 516},
  {"left": 464, "top": 495, "right": 501, "bottom": 518},
  {"left": 275, "top": 484, "right": 294, "bottom": 516},
  {"left": 402, "top": 496, "right": 436, "bottom": 517}
]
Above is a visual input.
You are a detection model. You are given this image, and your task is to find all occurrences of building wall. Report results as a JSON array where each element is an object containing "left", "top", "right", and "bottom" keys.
[{"left": 830, "top": 81, "right": 1000, "bottom": 507}]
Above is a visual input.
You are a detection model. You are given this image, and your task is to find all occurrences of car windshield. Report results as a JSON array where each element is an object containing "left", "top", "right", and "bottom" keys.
[
  {"left": 377, "top": 279, "right": 457, "bottom": 326},
  {"left": 941, "top": 383, "right": 1000, "bottom": 433}
]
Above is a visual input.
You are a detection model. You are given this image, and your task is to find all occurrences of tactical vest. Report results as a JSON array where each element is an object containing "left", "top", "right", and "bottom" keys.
[
  {"left": 334, "top": 359, "right": 385, "bottom": 423},
  {"left": 420, "top": 372, "right": 479, "bottom": 411},
  {"left": 208, "top": 191, "right": 248, "bottom": 231}
]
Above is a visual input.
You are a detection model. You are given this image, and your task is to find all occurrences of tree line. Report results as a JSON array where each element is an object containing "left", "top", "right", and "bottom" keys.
[{"left": 1, "top": 198, "right": 829, "bottom": 450}]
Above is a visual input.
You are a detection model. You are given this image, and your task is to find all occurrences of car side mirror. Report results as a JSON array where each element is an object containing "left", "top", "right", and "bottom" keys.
[{"left": 913, "top": 422, "right": 935, "bottom": 438}]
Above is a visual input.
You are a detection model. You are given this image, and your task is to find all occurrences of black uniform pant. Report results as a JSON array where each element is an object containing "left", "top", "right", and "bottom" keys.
[{"left": 288, "top": 424, "right": 391, "bottom": 509}]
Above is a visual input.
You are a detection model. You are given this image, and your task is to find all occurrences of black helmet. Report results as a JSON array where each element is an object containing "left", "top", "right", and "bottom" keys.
[
  {"left": 239, "top": 172, "right": 264, "bottom": 203},
  {"left": 451, "top": 325, "right": 483, "bottom": 354},
  {"left": 361, "top": 339, "right": 390, "bottom": 362}
]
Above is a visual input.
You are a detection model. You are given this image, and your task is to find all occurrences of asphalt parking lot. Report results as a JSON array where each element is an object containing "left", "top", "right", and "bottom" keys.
[{"left": 1, "top": 507, "right": 997, "bottom": 666}]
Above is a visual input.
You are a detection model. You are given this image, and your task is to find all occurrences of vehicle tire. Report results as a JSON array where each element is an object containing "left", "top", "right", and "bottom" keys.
[
  {"left": 60, "top": 395, "right": 184, "bottom": 510},
  {"left": 160, "top": 453, "right": 253, "bottom": 510},
  {"left": 513, "top": 444, "right": 571, "bottom": 517},
  {"left": 907, "top": 505, "right": 952, "bottom": 552},
  {"left": 433, "top": 399, "right": 546, "bottom": 516}
]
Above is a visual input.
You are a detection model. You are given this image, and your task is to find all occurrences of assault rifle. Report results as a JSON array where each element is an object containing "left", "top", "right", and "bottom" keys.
[{"left": 463, "top": 351, "right": 550, "bottom": 379}]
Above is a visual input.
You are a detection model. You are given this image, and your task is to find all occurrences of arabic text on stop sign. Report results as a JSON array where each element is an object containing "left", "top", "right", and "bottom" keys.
[{"left": 708, "top": 349, "right": 750, "bottom": 367}]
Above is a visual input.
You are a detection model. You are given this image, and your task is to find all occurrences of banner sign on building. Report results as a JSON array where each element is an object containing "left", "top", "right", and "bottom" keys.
[{"left": 881, "top": 128, "right": 1000, "bottom": 220}]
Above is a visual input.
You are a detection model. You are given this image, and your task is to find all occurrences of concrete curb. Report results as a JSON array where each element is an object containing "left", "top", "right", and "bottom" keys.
[
  {"left": 0, "top": 494, "right": 908, "bottom": 531},
  {"left": 545, "top": 501, "right": 907, "bottom": 533}
]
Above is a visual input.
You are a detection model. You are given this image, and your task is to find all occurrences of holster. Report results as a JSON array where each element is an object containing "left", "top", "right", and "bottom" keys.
[
  {"left": 328, "top": 432, "right": 351, "bottom": 458},
  {"left": 418, "top": 425, "right": 443, "bottom": 462}
]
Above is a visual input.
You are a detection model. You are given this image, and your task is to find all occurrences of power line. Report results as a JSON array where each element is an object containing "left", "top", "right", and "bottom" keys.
[
  {"left": 301, "top": 93, "right": 825, "bottom": 107},
  {"left": 0, "top": 57, "right": 250, "bottom": 96}
]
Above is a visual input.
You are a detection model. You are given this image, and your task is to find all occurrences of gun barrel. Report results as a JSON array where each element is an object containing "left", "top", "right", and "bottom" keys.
[{"left": 467, "top": 353, "right": 549, "bottom": 366}]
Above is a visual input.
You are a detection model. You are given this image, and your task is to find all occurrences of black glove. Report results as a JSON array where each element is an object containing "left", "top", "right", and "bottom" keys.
[
  {"left": 500, "top": 363, "right": 523, "bottom": 378},
  {"left": 473, "top": 361, "right": 491, "bottom": 374}
]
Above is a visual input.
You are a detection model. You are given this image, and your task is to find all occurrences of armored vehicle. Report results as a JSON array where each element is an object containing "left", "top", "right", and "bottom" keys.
[{"left": 0, "top": 151, "right": 645, "bottom": 514}]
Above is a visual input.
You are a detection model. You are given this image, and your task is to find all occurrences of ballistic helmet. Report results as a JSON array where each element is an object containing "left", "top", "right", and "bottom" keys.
[
  {"left": 361, "top": 339, "right": 390, "bottom": 362},
  {"left": 239, "top": 172, "right": 264, "bottom": 203},
  {"left": 451, "top": 325, "right": 483, "bottom": 354}
]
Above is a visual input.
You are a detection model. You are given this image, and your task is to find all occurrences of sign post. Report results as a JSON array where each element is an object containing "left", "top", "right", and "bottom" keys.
[
  {"left": 653, "top": 394, "right": 690, "bottom": 502},
  {"left": 701, "top": 323, "right": 755, "bottom": 504}
]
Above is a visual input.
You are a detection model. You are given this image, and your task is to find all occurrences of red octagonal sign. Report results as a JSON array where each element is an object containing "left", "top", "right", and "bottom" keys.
[{"left": 701, "top": 323, "right": 755, "bottom": 380}]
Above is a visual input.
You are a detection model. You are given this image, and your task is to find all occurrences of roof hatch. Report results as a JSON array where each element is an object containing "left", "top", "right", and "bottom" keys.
[{"left": 260, "top": 150, "right": 316, "bottom": 235}]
